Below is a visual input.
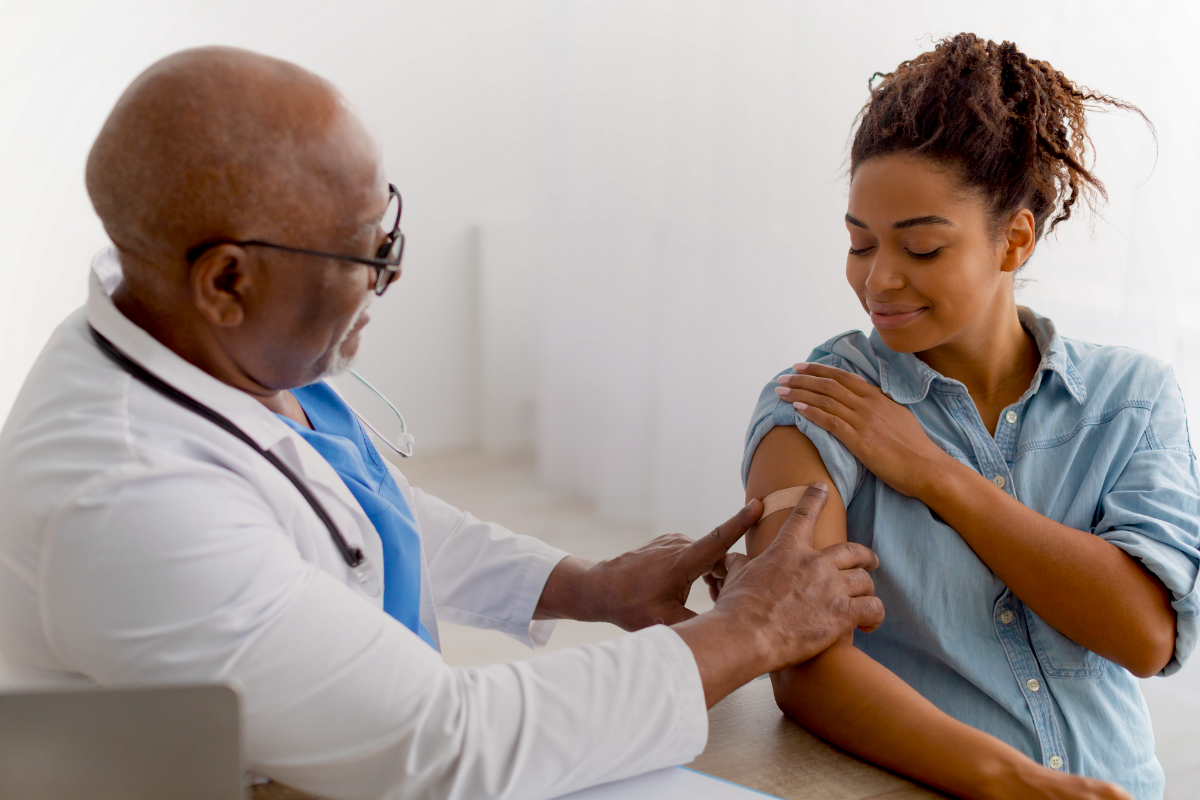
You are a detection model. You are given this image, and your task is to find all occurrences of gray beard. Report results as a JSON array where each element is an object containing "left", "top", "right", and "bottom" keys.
[{"left": 315, "top": 300, "right": 370, "bottom": 379}]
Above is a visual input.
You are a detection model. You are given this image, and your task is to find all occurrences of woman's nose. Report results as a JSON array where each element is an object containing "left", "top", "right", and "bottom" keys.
[{"left": 864, "top": 255, "right": 905, "bottom": 294}]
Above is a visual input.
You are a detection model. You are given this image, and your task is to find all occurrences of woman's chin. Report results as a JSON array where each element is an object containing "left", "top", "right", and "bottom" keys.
[{"left": 873, "top": 326, "right": 937, "bottom": 355}]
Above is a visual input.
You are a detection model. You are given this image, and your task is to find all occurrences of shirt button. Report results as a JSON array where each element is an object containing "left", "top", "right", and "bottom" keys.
[
  {"left": 992, "top": 475, "right": 1007, "bottom": 489},
  {"left": 999, "top": 610, "right": 1015, "bottom": 625},
  {"left": 1005, "top": 410, "right": 1018, "bottom": 424},
  {"left": 1049, "top": 755, "right": 1063, "bottom": 770},
  {"left": 1026, "top": 678, "right": 1041, "bottom": 692}
]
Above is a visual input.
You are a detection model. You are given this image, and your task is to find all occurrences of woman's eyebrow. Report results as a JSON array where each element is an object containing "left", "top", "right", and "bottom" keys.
[
  {"left": 844, "top": 213, "right": 954, "bottom": 230},
  {"left": 892, "top": 215, "right": 953, "bottom": 230}
]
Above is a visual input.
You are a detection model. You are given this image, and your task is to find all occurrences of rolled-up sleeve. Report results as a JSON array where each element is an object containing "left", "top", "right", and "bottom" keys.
[
  {"left": 742, "top": 359, "right": 864, "bottom": 505},
  {"left": 1095, "top": 374, "right": 1200, "bottom": 675}
]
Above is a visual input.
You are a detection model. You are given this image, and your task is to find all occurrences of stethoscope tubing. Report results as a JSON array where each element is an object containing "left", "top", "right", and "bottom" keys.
[
  {"left": 346, "top": 369, "right": 413, "bottom": 459},
  {"left": 87, "top": 325, "right": 370, "bottom": 575}
]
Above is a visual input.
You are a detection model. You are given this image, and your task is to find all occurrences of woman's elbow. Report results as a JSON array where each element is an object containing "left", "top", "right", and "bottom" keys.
[{"left": 1124, "top": 620, "right": 1176, "bottom": 679}]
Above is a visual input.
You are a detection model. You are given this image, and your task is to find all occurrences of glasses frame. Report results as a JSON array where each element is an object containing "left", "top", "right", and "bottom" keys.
[{"left": 185, "top": 184, "right": 405, "bottom": 296}]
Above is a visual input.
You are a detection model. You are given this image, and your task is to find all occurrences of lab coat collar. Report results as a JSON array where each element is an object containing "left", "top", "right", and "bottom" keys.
[
  {"left": 85, "top": 247, "right": 295, "bottom": 452},
  {"left": 86, "top": 247, "right": 381, "bottom": 539}
]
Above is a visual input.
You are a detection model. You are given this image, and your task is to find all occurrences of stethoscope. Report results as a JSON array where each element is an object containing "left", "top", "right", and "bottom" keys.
[
  {"left": 344, "top": 369, "right": 414, "bottom": 459},
  {"left": 88, "top": 325, "right": 408, "bottom": 589}
]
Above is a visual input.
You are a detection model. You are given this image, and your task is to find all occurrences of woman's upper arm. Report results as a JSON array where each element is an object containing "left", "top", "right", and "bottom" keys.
[{"left": 744, "top": 425, "right": 848, "bottom": 557}]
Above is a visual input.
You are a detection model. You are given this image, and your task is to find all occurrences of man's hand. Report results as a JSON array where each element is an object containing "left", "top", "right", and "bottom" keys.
[
  {"left": 534, "top": 502, "right": 765, "bottom": 630},
  {"left": 673, "top": 483, "right": 884, "bottom": 706}
]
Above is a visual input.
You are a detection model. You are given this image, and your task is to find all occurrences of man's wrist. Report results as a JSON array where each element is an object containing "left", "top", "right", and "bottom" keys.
[
  {"left": 533, "top": 555, "right": 604, "bottom": 622},
  {"left": 672, "top": 608, "right": 770, "bottom": 708}
]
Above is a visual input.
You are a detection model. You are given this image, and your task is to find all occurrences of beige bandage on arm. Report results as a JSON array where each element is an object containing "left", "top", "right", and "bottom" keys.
[{"left": 760, "top": 485, "right": 811, "bottom": 518}]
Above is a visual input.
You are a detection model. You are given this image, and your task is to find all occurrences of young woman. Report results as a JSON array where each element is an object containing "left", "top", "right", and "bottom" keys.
[{"left": 741, "top": 34, "right": 1199, "bottom": 800}]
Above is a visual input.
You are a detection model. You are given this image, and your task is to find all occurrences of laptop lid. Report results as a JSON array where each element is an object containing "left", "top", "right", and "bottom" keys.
[{"left": 0, "top": 684, "right": 244, "bottom": 800}]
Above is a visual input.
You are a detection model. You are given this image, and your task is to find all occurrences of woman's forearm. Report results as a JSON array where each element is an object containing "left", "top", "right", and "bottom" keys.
[
  {"left": 773, "top": 642, "right": 1044, "bottom": 800},
  {"left": 922, "top": 459, "right": 1176, "bottom": 677}
]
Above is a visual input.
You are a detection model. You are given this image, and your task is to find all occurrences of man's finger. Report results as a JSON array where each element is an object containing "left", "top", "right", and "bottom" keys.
[
  {"left": 661, "top": 606, "right": 697, "bottom": 625},
  {"left": 825, "top": 540, "right": 881, "bottom": 572},
  {"left": 708, "top": 558, "right": 729, "bottom": 581},
  {"left": 685, "top": 499, "right": 763, "bottom": 564},
  {"left": 763, "top": 483, "right": 829, "bottom": 552},
  {"left": 839, "top": 567, "right": 875, "bottom": 598},
  {"left": 723, "top": 552, "right": 750, "bottom": 582},
  {"left": 848, "top": 595, "right": 885, "bottom": 632}
]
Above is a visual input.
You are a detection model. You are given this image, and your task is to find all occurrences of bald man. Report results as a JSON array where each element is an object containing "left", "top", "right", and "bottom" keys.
[{"left": 0, "top": 48, "right": 883, "bottom": 800}]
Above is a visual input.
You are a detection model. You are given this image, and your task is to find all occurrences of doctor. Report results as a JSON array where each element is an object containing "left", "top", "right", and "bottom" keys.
[{"left": 0, "top": 47, "right": 884, "bottom": 800}]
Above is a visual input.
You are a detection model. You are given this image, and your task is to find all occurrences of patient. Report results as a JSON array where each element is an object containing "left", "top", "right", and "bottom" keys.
[{"left": 740, "top": 34, "right": 1199, "bottom": 800}]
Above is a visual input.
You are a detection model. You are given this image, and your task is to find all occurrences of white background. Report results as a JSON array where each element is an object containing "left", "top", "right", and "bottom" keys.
[
  {"left": 2, "top": 0, "right": 1197, "bottom": 534},
  {"left": 2, "top": 0, "right": 1199, "bottom": 787}
]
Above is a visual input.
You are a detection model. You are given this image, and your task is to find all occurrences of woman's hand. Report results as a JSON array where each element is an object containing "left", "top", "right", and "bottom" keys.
[
  {"left": 990, "top": 761, "right": 1134, "bottom": 800},
  {"left": 774, "top": 362, "right": 951, "bottom": 499}
]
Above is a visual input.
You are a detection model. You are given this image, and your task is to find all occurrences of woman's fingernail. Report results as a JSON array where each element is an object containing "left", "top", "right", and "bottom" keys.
[
  {"left": 774, "top": 386, "right": 789, "bottom": 396},
  {"left": 794, "top": 363, "right": 809, "bottom": 371},
  {"left": 776, "top": 375, "right": 790, "bottom": 384},
  {"left": 793, "top": 401, "right": 808, "bottom": 411},
  {"left": 813, "top": 480, "right": 829, "bottom": 491}
]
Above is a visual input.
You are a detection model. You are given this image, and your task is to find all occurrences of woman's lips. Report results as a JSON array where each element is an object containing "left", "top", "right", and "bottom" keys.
[{"left": 870, "top": 307, "right": 927, "bottom": 330}]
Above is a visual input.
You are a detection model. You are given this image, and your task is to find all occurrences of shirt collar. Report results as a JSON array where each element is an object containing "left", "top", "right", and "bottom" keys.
[
  {"left": 85, "top": 247, "right": 296, "bottom": 452},
  {"left": 871, "top": 306, "right": 1087, "bottom": 405}
]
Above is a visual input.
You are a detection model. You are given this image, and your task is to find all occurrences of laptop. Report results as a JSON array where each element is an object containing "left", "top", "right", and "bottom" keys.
[{"left": 0, "top": 684, "right": 244, "bottom": 800}]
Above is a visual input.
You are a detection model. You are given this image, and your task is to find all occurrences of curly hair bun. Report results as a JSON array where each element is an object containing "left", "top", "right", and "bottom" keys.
[{"left": 850, "top": 33, "right": 1151, "bottom": 240}]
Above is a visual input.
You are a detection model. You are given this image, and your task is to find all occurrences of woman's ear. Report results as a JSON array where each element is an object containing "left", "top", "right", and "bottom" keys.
[
  {"left": 190, "top": 244, "right": 251, "bottom": 327},
  {"left": 999, "top": 209, "right": 1036, "bottom": 274}
]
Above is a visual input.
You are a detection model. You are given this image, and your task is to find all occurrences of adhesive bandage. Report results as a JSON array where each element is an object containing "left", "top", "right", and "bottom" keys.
[{"left": 760, "top": 485, "right": 812, "bottom": 518}]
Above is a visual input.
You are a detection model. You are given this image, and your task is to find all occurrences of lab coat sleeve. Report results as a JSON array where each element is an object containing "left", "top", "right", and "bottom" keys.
[
  {"left": 390, "top": 462, "right": 569, "bottom": 648},
  {"left": 39, "top": 463, "right": 708, "bottom": 800}
]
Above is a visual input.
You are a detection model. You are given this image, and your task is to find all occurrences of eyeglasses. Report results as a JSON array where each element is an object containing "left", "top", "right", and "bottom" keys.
[{"left": 185, "top": 184, "right": 406, "bottom": 296}]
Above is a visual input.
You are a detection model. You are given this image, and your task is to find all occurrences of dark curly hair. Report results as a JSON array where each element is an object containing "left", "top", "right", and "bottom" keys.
[{"left": 850, "top": 33, "right": 1151, "bottom": 241}]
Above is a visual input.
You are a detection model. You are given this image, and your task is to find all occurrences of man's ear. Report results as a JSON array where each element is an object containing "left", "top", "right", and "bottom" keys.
[
  {"left": 190, "top": 244, "right": 252, "bottom": 327},
  {"left": 999, "top": 208, "right": 1036, "bottom": 274}
]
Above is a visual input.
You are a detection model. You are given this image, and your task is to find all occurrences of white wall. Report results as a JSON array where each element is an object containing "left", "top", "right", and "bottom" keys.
[
  {"left": 0, "top": 0, "right": 555, "bottom": 452},
  {"left": 2, "top": 0, "right": 1198, "bottom": 522},
  {"left": 524, "top": 0, "right": 1200, "bottom": 536}
]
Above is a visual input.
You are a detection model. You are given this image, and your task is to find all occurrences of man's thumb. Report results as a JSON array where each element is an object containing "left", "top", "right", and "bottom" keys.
[
  {"left": 767, "top": 482, "right": 829, "bottom": 551},
  {"left": 685, "top": 499, "right": 763, "bottom": 564}
]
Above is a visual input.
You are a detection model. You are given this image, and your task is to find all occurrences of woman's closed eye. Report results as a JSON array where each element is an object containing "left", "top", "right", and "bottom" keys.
[
  {"left": 848, "top": 246, "right": 876, "bottom": 257},
  {"left": 906, "top": 247, "right": 942, "bottom": 260}
]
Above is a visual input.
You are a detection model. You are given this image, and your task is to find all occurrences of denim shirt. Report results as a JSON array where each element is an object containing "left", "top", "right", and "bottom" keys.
[{"left": 742, "top": 308, "right": 1200, "bottom": 799}]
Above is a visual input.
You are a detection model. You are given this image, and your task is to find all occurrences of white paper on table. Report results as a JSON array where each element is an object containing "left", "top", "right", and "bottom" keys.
[{"left": 554, "top": 766, "right": 780, "bottom": 799}]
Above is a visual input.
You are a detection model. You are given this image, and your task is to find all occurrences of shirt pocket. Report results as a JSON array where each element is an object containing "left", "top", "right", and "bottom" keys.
[{"left": 1024, "top": 608, "right": 1106, "bottom": 678}]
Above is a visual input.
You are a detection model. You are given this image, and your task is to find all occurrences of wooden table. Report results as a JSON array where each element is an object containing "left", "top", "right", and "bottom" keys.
[
  {"left": 253, "top": 676, "right": 941, "bottom": 800},
  {"left": 687, "top": 675, "right": 941, "bottom": 799}
]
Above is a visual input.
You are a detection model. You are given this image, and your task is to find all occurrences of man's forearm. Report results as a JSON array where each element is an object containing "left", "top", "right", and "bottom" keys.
[
  {"left": 533, "top": 556, "right": 606, "bottom": 623},
  {"left": 533, "top": 555, "right": 768, "bottom": 708},
  {"left": 670, "top": 611, "right": 773, "bottom": 708}
]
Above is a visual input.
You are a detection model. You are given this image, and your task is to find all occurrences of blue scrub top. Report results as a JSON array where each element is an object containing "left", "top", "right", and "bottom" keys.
[{"left": 279, "top": 382, "right": 435, "bottom": 649}]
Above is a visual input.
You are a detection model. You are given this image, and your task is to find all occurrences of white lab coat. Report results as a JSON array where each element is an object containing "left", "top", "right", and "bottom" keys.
[{"left": 0, "top": 249, "right": 708, "bottom": 800}]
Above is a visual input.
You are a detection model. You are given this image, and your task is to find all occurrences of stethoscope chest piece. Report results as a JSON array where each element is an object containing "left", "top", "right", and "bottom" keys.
[{"left": 352, "top": 558, "right": 383, "bottom": 598}]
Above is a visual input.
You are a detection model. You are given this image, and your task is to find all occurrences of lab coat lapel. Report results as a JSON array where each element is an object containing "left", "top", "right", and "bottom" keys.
[
  {"left": 85, "top": 250, "right": 289, "bottom": 453},
  {"left": 86, "top": 247, "right": 386, "bottom": 583}
]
